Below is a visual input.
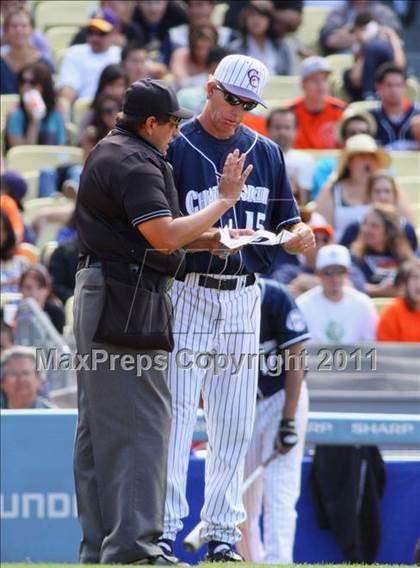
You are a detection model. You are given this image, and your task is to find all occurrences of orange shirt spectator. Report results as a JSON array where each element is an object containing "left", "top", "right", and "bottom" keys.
[
  {"left": 377, "top": 259, "right": 420, "bottom": 342},
  {"left": 242, "top": 113, "right": 268, "bottom": 136},
  {"left": 0, "top": 194, "right": 23, "bottom": 242},
  {"left": 291, "top": 95, "right": 346, "bottom": 149},
  {"left": 290, "top": 56, "right": 346, "bottom": 149}
]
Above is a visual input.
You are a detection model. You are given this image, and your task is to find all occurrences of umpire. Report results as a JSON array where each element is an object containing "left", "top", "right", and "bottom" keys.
[{"left": 73, "top": 78, "right": 251, "bottom": 564}]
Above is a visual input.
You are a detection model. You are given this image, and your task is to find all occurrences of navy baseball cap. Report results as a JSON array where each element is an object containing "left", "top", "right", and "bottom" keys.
[{"left": 123, "top": 79, "right": 194, "bottom": 120}]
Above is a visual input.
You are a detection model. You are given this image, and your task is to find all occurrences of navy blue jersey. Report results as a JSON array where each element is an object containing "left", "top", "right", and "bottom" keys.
[
  {"left": 371, "top": 103, "right": 420, "bottom": 148},
  {"left": 167, "top": 119, "right": 300, "bottom": 275},
  {"left": 257, "top": 278, "right": 310, "bottom": 398}
]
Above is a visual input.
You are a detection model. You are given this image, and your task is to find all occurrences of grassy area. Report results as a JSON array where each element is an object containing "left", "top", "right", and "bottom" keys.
[{"left": 1, "top": 562, "right": 414, "bottom": 568}]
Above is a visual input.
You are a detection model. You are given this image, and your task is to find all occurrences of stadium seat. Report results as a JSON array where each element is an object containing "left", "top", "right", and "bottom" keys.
[
  {"left": 15, "top": 242, "right": 40, "bottom": 264},
  {"left": 325, "top": 54, "right": 353, "bottom": 77},
  {"left": 22, "top": 170, "right": 40, "bottom": 201},
  {"left": 0, "top": 292, "right": 22, "bottom": 309},
  {"left": 6, "top": 145, "right": 83, "bottom": 174},
  {"left": 372, "top": 297, "right": 393, "bottom": 313},
  {"left": 389, "top": 152, "right": 420, "bottom": 177},
  {"left": 263, "top": 76, "right": 301, "bottom": 101},
  {"left": 1, "top": 94, "right": 19, "bottom": 129},
  {"left": 34, "top": 0, "right": 98, "bottom": 32},
  {"left": 44, "top": 25, "right": 79, "bottom": 52},
  {"left": 295, "top": 6, "right": 330, "bottom": 53},
  {"left": 72, "top": 97, "right": 92, "bottom": 126},
  {"left": 347, "top": 100, "right": 381, "bottom": 113},
  {"left": 305, "top": 149, "right": 341, "bottom": 161},
  {"left": 407, "top": 76, "right": 420, "bottom": 102},
  {"left": 397, "top": 177, "right": 420, "bottom": 205},
  {"left": 210, "top": 2, "right": 228, "bottom": 27},
  {"left": 64, "top": 295, "right": 74, "bottom": 337},
  {"left": 65, "top": 122, "right": 78, "bottom": 146},
  {"left": 413, "top": 203, "right": 420, "bottom": 227},
  {"left": 23, "top": 195, "right": 73, "bottom": 247},
  {"left": 41, "top": 240, "right": 59, "bottom": 267}
]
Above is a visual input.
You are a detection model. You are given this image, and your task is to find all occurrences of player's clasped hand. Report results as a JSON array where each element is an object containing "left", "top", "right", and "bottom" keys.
[
  {"left": 218, "top": 149, "right": 253, "bottom": 205},
  {"left": 275, "top": 418, "right": 298, "bottom": 454},
  {"left": 282, "top": 225, "right": 315, "bottom": 255}
]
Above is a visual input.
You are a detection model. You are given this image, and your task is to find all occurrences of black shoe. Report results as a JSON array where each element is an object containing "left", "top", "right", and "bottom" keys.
[
  {"left": 134, "top": 552, "right": 188, "bottom": 565},
  {"left": 204, "top": 542, "right": 243, "bottom": 563}
]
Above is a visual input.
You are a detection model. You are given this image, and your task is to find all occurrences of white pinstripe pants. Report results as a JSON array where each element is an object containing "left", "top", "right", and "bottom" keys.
[
  {"left": 163, "top": 276, "right": 261, "bottom": 544},
  {"left": 237, "top": 382, "right": 309, "bottom": 564}
]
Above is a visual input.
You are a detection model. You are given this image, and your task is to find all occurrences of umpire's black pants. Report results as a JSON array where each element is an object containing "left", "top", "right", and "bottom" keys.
[{"left": 73, "top": 266, "right": 171, "bottom": 563}]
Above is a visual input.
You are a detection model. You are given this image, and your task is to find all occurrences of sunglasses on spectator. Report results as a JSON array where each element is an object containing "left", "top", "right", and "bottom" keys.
[
  {"left": 101, "top": 105, "right": 119, "bottom": 114},
  {"left": 87, "top": 27, "right": 109, "bottom": 37},
  {"left": 215, "top": 82, "right": 258, "bottom": 112},
  {"left": 314, "top": 233, "right": 330, "bottom": 244},
  {"left": 321, "top": 268, "right": 348, "bottom": 277},
  {"left": 20, "top": 76, "right": 36, "bottom": 86}
]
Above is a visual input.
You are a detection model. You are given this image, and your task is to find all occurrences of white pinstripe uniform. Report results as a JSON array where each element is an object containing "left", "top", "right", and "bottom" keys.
[{"left": 162, "top": 55, "right": 301, "bottom": 546}]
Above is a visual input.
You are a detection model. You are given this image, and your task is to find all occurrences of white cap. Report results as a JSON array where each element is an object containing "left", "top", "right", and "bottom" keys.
[
  {"left": 300, "top": 56, "right": 332, "bottom": 80},
  {"left": 213, "top": 54, "right": 269, "bottom": 108},
  {"left": 316, "top": 244, "right": 351, "bottom": 271}
]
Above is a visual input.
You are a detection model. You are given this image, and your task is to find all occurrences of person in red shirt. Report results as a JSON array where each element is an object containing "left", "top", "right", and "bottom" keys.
[
  {"left": 290, "top": 56, "right": 346, "bottom": 149},
  {"left": 377, "top": 259, "right": 420, "bottom": 342}
]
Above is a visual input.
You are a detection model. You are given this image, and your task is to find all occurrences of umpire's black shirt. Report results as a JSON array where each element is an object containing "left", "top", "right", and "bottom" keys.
[{"left": 76, "top": 126, "right": 185, "bottom": 276}]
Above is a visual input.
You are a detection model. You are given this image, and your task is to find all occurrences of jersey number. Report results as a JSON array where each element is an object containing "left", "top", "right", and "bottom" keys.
[{"left": 245, "top": 211, "right": 266, "bottom": 230}]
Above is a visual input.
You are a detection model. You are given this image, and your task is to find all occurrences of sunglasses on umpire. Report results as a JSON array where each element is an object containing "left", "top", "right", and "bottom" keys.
[{"left": 215, "top": 83, "right": 258, "bottom": 112}]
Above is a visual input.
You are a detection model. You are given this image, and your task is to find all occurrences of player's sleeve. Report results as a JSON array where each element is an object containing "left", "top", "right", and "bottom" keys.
[
  {"left": 270, "top": 145, "right": 301, "bottom": 232},
  {"left": 271, "top": 283, "right": 310, "bottom": 348},
  {"left": 121, "top": 161, "right": 173, "bottom": 228}
]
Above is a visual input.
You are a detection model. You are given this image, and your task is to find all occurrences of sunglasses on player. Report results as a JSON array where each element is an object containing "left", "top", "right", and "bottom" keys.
[{"left": 215, "top": 83, "right": 258, "bottom": 112}]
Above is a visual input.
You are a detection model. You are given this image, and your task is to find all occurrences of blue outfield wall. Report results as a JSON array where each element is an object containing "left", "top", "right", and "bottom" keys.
[{"left": 1, "top": 410, "right": 420, "bottom": 563}]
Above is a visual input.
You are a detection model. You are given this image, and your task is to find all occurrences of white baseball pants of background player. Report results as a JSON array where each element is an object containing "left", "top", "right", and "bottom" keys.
[
  {"left": 163, "top": 274, "right": 261, "bottom": 544},
  {"left": 237, "top": 382, "right": 309, "bottom": 563}
]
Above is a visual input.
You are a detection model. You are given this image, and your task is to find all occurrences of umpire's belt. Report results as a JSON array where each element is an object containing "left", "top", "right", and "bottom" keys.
[
  {"left": 77, "top": 255, "right": 140, "bottom": 274},
  {"left": 178, "top": 273, "right": 255, "bottom": 291}
]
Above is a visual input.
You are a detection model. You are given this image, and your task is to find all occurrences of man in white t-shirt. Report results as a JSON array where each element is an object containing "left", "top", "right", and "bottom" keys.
[
  {"left": 297, "top": 244, "right": 378, "bottom": 342},
  {"left": 267, "top": 108, "right": 315, "bottom": 204},
  {"left": 57, "top": 10, "right": 122, "bottom": 103}
]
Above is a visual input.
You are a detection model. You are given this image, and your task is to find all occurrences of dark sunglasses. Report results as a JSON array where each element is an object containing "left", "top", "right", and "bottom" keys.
[
  {"left": 162, "top": 115, "right": 182, "bottom": 127},
  {"left": 20, "top": 77, "right": 36, "bottom": 86},
  {"left": 87, "top": 27, "right": 108, "bottom": 37},
  {"left": 215, "top": 83, "right": 258, "bottom": 112},
  {"left": 101, "top": 105, "right": 119, "bottom": 114}
]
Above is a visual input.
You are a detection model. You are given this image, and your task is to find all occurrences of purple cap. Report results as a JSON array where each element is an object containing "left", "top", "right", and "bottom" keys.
[{"left": 1, "top": 171, "right": 28, "bottom": 204}]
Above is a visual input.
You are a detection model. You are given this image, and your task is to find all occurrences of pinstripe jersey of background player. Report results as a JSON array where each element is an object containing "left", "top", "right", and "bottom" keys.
[
  {"left": 158, "top": 54, "right": 315, "bottom": 563},
  {"left": 237, "top": 278, "right": 310, "bottom": 565}
]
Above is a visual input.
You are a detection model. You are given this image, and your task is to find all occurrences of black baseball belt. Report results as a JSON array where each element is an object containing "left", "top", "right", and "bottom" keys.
[{"left": 176, "top": 273, "right": 256, "bottom": 291}]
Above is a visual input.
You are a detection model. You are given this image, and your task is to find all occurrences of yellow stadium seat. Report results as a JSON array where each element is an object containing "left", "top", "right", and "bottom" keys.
[
  {"left": 1, "top": 94, "right": 19, "bottom": 129},
  {"left": 22, "top": 170, "right": 40, "bottom": 201},
  {"left": 413, "top": 204, "right": 420, "bottom": 228},
  {"left": 72, "top": 97, "right": 92, "bottom": 126},
  {"left": 65, "top": 122, "right": 78, "bottom": 146},
  {"left": 372, "top": 297, "right": 393, "bottom": 313},
  {"left": 44, "top": 25, "right": 79, "bottom": 52},
  {"left": 347, "top": 101, "right": 381, "bottom": 113},
  {"left": 41, "top": 240, "right": 59, "bottom": 267},
  {"left": 6, "top": 145, "right": 83, "bottom": 174},
  {"left": 34, "top": 0, "right": 98, "bottom": 32},
  {"left": 396, "top": 177, "right": 420, "bottom": 205},
  {"left": 263, "top": 76, "right": 302, "bottom": 102},
  {"left": 305, "top": 149, "right": 341, "bottom": 162},
  {"left": 0, "top": 292, "right": 22, "bottom": 309},
  {"left": 23, "top": 195, "right": 74, "bottom": 247},
  {"left": 210, "top": 2, "right": 228, "bottom": 27},
  {"left": 295, "top": 6, "right": 330, "bottom": 53},
  {"left": 325, "top": 54, "right": 353, "bottom": 77},
  {"left": 390, "top": 152, "right": 420, "bottom": 178},
  {"left": 407, "top": 76, "right": 420, "bottom": 102},
  {"left": 64, "top": 295, "right": 74, "bottom": 337}
]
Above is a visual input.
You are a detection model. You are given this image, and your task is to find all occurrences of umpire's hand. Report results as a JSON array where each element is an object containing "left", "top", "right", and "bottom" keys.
[
  {"left": 274, "top": 418, "right": 298, "bottom": 455},
  {"left": 282, "top": 223, "right": 315, "bottom": 255}
]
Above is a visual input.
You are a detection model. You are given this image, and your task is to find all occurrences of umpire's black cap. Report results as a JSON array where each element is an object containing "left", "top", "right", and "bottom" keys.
[{"left": 123, "top": 79, "right": 194, "bottom": 120}]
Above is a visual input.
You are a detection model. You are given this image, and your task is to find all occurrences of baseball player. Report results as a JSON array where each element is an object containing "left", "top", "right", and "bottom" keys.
[
  {"left": 159, "top": 54, "right": 315, "bottom": 562},
  {"left": 236, "top": 278, "right": 310, "bottom": 564}
]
